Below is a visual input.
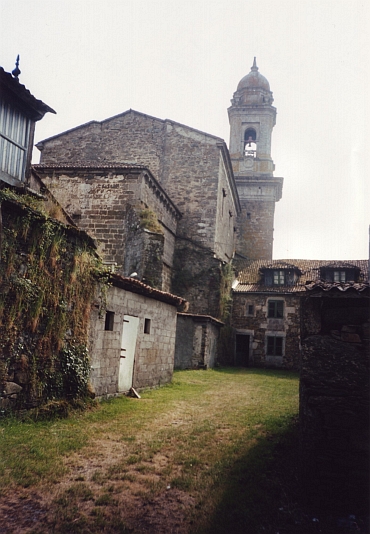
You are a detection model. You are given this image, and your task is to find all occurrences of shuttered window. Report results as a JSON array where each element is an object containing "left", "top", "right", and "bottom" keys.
[{"left": 0, "top": 100, "right": 29, "bottom": 181}]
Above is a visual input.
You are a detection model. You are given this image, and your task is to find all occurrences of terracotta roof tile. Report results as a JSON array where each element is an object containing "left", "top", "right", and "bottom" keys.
[
  {"left": 233, "top": 259, "right": 369, "bottom": 293},
  {"left": 109, "top": 273, "right": 188, "bottom": 309}
]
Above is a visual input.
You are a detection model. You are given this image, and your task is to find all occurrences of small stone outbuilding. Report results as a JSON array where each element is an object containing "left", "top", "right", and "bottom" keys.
[
  {"left": 89, "top": 274, "right": 187, "bottom": 396},
  {"left": 174, "top": 313, "right": 223, "bottom": 370}
]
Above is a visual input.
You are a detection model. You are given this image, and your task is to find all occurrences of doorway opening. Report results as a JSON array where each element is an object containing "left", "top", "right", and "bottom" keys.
[{"left": 235, "top": 334, "right": 250, "bottom": 367}]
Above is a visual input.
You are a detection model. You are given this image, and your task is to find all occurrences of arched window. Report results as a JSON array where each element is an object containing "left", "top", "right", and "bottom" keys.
[{"left": 244, "top": 128, "right": 257, "bottom": 157}]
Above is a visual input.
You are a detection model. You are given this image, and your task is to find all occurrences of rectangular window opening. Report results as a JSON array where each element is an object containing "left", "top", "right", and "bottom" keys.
[
  {"left": 267, "top": 336, "right": 283, "bottom": 356},
  {"left": 273, "top": 270, "right": 285, "bottom": 285},
  {"left": 334, "top": 270, "right": 346, "bottom": 283},
  {"left": 247, "top": 304, "right": 254, "bottom": 316},
  {"left": 104, "top": 311, "right": 115, "bottom": 331},
  {"left": 144, "top": 318, "right": 151, "bottom": 334},
  {"left": 268, "top": 300, "right": 284, "bottom": 318}
]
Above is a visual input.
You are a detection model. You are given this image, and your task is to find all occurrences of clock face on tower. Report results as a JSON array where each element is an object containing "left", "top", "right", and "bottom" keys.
[{"left": 242, "top": 157, "right": 254, "bottom": 171}]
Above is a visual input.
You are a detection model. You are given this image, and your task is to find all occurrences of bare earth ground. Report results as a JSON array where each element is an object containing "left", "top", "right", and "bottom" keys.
[
  {"left": 0, "top": 372, "right": 368, "bottom": 534},
  {"left": 0, "top": 412, "right": 202, "bottom": 533}
]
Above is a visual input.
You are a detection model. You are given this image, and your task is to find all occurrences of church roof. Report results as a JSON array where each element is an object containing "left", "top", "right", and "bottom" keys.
[
  {"left": 237, "top": 58, "right": 271, "bottom": 92},
  {"left": 36, "top": 109, "right": 225, "bottom": 146}
]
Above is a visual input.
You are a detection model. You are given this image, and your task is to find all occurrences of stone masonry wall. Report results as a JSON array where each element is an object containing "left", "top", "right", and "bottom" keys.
[
  {"left": 300, "top": 335, "right": 369, "bottom": 512},
  {"left": 38, "top": 113, "right": 165, "bottom": 178},
  {"left": 37, "top": 111, "right": 238, "bottom": 261},
  {"left": 174, "top": 314, "right": 221, "bottom": 369},
  {"left": 159, "top": 122, "right": 230, "bottom": 252},
  {"left": 232, "top": 292, "right": 301, "bottom": 369},
  {"left": 172, "top": 239, "right": 224, "bottom": 317},
  {"left": 300, "top": 294, "right": 369, "bottom": 512},
  {"left": 37, "top": 167, "right": 178, "bottom": 290},
  {"left": 89, "top": 285, "right": 178, "bottom": 396},
  {"left": 237, "top": 199, "right": 275, "bottom": 260},
  {"left": 214, "top": 156, "right": 237, "bottom": 261}
]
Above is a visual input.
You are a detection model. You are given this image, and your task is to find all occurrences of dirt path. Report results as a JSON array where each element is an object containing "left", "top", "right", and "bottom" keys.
[
  {"left": 0, "top": 370, "right": 302, "bottom": 534},
  {"left": 0, "top": 419, "right": 197, "bottom": 532}
]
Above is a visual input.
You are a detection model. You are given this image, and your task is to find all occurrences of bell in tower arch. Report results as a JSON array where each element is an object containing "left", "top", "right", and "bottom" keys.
[{"left": 244, "top": 128, "right": 257, "bottom": 158}]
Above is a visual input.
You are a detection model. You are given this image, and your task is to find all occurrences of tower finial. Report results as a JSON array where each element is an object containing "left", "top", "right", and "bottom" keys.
[
  {"left": 12, "top": 55, "right": 21, "bottom": 79},
  {"left": 251, "top": 57, "right": 258, "bottom": 71}
]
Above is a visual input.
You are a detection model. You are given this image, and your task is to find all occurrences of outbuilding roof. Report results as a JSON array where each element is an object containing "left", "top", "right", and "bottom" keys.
[{"left": 109, "top": 273, "right": 188, "bottom": 309}]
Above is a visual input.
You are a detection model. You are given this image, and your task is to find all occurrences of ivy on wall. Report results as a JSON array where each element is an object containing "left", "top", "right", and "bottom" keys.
[
  {"left": 0, "top": 189, "right": 106, "bottom": 412},
  {"left": 219, "top": 262, "right": 234, "bottom": 323}
]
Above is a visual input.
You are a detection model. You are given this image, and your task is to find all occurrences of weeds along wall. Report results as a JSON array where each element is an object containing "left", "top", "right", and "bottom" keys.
[{"left": 0, "top": 189, "right": 106, "bottom": 412}]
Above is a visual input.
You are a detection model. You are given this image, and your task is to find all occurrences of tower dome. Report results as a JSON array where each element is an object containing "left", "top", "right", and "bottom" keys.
[
  {"left": 237, "top": 57, "right": 270, "bottom": 92},
  {"left": 228, "top": 58, "right": 283, "bottom": 261},
  {"left": 231, "top": 58, "right": 273, "bottom": 107}
]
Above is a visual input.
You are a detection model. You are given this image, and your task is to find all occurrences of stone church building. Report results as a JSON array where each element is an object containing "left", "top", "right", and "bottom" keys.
[{"left": 34, "top": 59, "right": 283, "bottom": 319}]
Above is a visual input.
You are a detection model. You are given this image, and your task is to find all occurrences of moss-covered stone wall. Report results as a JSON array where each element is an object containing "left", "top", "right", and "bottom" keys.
[{"left": 0, "top": 189, "right": 104, "bottom": 413}]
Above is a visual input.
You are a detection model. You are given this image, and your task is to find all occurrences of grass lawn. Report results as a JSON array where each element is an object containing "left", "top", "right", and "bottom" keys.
[{"left": 0, "top": 368, "right": 304, "bottom": 533}]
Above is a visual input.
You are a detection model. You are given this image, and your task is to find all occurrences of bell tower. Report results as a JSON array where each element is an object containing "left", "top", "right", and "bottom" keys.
[{"left": 228, "top": 58, "right": 283, "bottom": 260}]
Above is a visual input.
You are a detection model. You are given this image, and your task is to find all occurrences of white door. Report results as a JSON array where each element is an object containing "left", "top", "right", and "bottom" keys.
[{"left": 118, "top": 315, "right": 139, "bottom": 392}]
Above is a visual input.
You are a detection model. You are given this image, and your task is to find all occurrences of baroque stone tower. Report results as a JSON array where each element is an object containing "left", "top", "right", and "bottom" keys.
[{"left": 228, "top": 58, "right": 283, "bottom": 260}]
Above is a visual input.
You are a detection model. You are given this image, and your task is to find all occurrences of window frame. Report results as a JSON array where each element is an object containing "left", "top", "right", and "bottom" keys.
[
  {"left": 333, "top": 270, "right": 346, "bottom": 283},
  {"left": 266, "top": 335, "right": 284, "bottom": 357},
  {"left": 0, "top": 100, "right": 30, "bottom": 182},
  {"left": 273, "top": 270, "right": 285, "bottom": 285},
  {"left": 144, "top": 318, "right": 151, "bottom": 334},
  {"left": 267, "top": 300, "right": 284, "bottom": 319},
  {"left": 104, "top": 311, "right": 115, "bottom": 331}
]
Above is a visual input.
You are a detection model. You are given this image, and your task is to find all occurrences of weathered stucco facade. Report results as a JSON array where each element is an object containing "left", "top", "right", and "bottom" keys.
[{"left": 89, "top": 275, "right": 186, "bottom": 396}]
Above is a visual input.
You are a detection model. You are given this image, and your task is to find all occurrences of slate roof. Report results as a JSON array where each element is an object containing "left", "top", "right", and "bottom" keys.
[
  {"left": 233, "top": 259, "right": 369, "bottom": 294},
  {"left": 0, "top": 66, "right": 56, "bottom": 120}
]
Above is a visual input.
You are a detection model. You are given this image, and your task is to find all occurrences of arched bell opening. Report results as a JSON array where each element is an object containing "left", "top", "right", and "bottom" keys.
[{"left": 244, "top": 128, "right": 257, "bottom": 157}]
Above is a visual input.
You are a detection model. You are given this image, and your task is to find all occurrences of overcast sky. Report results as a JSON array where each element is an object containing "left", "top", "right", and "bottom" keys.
[{"left": 1, "top": 0, "right": 369, "bottom": 260}]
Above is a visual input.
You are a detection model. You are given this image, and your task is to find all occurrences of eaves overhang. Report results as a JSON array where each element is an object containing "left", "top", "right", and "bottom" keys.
[
  {"left": 110, "top": 273, "right": 188, "bottom": 310},
  {"left": 0, "top": 67, "right": 56, "bottom": 121}
]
